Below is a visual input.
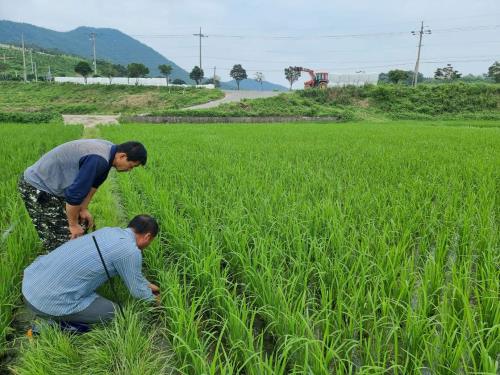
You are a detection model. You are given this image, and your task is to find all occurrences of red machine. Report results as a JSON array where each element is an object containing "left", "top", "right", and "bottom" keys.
[{"left": 292, "top": 66, "right": 329, "bottom": 89}]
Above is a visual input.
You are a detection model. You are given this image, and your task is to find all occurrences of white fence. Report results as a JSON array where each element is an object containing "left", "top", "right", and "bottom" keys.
[
  {"left": 54, "top": 76, "right": 214, "bottom": 89},
  {"left": 328, "top": 73, "right": 379, "bottom": 87}
]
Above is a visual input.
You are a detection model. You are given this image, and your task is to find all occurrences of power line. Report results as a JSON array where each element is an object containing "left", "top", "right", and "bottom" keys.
[
  {"left": 209, "top": 58, "right": 497, "bottom": 73},
  {"left": 130, "top": 24, "right": 500, "bottom": 40},
  {"left": 171, "top": 54, "right": 499, "bottom": 66}
]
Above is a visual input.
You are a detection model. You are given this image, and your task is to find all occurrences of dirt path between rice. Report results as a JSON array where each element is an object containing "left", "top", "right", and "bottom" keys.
[{"left": 62, "top": 114, "right": 120, "bottom": 128}]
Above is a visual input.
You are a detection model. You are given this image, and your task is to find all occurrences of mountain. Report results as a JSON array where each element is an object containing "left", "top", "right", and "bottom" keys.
[
  {"left": 0, "top": 20, "right": 191, "bottom": 81},
  {"left": 0, "top": 20, "right": 289, "bottom": 90},
  {"left": 220, "top": 79, "right": 287, "bottom": 91}
]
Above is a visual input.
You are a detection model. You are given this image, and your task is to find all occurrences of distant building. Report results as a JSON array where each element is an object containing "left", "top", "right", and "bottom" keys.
[{"left": 328, "top": 73, "right": 379, "bottom": 87}]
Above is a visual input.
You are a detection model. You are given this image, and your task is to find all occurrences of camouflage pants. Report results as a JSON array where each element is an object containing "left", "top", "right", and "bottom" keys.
[{"left": 18, "top": 177, "right": 71, "bottom": 251}]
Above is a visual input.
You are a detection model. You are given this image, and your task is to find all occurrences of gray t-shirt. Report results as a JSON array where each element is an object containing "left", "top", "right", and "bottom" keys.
[{"left": 24, "top": 139, "right": 114, "bottom": 201}]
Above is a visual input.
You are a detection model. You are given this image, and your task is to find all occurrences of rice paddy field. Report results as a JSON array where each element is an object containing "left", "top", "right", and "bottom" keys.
[{"left": 1, "top": 120, "right": 499, "bottom": 374}]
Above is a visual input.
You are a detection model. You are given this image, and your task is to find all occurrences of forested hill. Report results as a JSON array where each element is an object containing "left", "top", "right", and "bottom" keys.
[{"left": 0, "top": 20, "right": 191, "bottom": 81}]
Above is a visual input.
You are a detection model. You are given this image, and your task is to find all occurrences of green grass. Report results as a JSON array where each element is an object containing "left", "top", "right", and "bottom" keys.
[
  {"left": 0, "top": 82, "right": 224, "bottom": 118},
  {"left": 4, "top": 119, "right": 499, "bottom": 374}
]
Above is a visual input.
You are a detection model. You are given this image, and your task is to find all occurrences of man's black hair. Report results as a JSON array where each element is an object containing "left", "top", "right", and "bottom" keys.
[
  {"left": 116, "top": 141, "right": 147, "bottom": 166},
  {"left": 128, "top": 215, "right": 159, "bottom": 237}
]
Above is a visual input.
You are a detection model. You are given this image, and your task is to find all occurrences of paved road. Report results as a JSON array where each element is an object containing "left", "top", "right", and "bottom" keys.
[{"left": 185, "top": 90, "right": 284, "bottom": 110}]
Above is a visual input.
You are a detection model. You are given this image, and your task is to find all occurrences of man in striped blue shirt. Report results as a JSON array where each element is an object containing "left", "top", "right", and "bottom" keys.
[{"left": 22, "top": 215, "right": 160, "bottom": 324}]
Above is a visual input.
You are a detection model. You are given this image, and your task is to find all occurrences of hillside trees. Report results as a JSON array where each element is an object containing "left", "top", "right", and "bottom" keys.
[
  {"left": 158, "top": 64, "right": 173, "bottom": 85},
  {"left": 230, "top": 64, "right": 247, "bottom": 90},
  {"left": 74, "top": 61, "right": 92, "bottom": 83},
  {"left": 190, "top": 66, "right": 204, "bottom": 85}
]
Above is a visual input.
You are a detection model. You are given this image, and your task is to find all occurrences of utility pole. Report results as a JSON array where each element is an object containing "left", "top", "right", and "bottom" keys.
[
  {"left": 30, "top": 49, "right": 34, "bottom": 73},
  {"left": 21, "top": 33, "right": 27, "bottom": 82},
  {"left": 411, "top": 21, "right": 431, "bottom": 87},
  {"left": 193, "top": 27, "right": 207, "bottom": 70},
  {"left": 213, "top": 66, "right": 216, "bottom": 82},
  {"left": 34, "top": 61, "right": 38, "bottom": 82},
  {"left": 90, "top": 32, "right": 97, "bottom": 74}
]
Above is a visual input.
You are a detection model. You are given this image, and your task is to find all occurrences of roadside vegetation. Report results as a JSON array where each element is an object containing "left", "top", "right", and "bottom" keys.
[
  {"left": 0, "top": 82, "right": 223, "bottom": 120},
  {"left": 155, "top": 83, "right": 500, "bottom": 121}
]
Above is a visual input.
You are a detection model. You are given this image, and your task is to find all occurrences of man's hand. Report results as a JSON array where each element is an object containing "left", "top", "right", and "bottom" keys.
[
  {"left": 69, "top": 224, "right": 85, "bottom": 239},
  {"left": 148, "top": 283, "right": 161, "bottom": 305},
  {"left": 79, "top": 208, "right": 94, "bottom": 230},
  {"left": 148, "top": 283, "right": 160, "bottom": 295}
]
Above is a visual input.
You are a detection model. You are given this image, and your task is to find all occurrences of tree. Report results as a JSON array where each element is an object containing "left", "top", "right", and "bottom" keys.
[
  {"left": 172, "top": 78, "right": 186, "bottom": 85},
  {"left": 204, "top": 75, "right": 221, "bottom": 88},
  {"left": 127, "top": 63, "right": 149, "bottom": 85},
  {"left": 284, "top": 67, "right": 300, "bottom": 90},
  {"left": 190, "top": 66, "right": 204, "bottom": 85},
  {"left": 387, "top": 69, "right": 410, "bottom": 84},
  {"left": 158, "top": 64, "right": 173, "bottom": 86},
  {"left": 434, "top": 64, "right": 461, "bottom": 80},
  {"left": 113, "top": 64, "right": 127, "bottom": 77},
  {"left": 487, "top": 61, "right": 500, "bottom": 83},
  {"left": 379, "top": 71, "right": 423, "bottom": 85},
  {"left": 99, "top": 64, "right": 118, "bottom": 84},
  {"left": 230, "top": 64, "right": 247, "bottom": 90},
  {"left": 74, "top": 61, "right": 92, "bottom": 84},
  {"left": 254, "top": 72, "right": 264, "bottom": 90}
]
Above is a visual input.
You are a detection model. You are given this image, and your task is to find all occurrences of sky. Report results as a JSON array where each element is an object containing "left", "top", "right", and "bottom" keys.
[{"left": 1, "top": 0, "right": 499, "bottom": 86}]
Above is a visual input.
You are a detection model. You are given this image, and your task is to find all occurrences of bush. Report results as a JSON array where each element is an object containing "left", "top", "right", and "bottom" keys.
[
  {"left": 0, "top": 111, "right": 61, "bottom": 123},
  {"left": 370, "top": 83, "right": 499, "bottom": 116}
]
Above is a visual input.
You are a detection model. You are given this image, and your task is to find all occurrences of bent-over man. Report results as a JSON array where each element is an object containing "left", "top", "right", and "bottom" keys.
[
  {"left": 18, "top": 139, "right": 147, "bottom": 250},
  {"left": 22, "top": 215, "right": 160, "bottom": 324}
]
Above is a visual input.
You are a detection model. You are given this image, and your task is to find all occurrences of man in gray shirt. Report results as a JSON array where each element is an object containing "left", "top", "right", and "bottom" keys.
[
  {"left": 18, "top": 139, "right": 147, "bottom": 250},
  {"left": 23, "top": 215, "right": 160, "bottom": 324}
]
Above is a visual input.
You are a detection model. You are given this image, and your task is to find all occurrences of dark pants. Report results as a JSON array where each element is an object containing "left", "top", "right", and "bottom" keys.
[
  {"left": 18, "top": 177, "right": 72, "bottom": 251},
  {"left": 25, "top": 296, "right": 117, "bottom": 324}
]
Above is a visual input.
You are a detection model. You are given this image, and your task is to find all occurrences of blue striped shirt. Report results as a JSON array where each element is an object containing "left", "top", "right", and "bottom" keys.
[{"left": 22, "top": 227, "right": 154, "bottom": 316}]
